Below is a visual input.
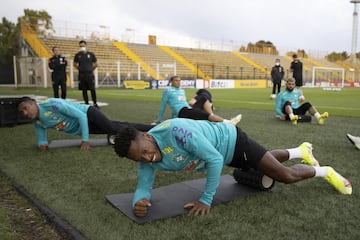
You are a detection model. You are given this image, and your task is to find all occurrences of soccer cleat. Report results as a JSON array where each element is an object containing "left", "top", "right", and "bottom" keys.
[
  {"left": 229, "top": 114, "right": 242, "bottom": 126},
  {"left": 317, "top": 112, "right": 329, "bottom": 125},
  {"left": 324, "top": 166, "right": 352, "bottom": 195},
  {"left": 299, "top": 142, "right": 320, "bottom": 167},
  {"left": 346, "top": 133, "right": 360, "bottom": 150},
  {"left": 291, "top": 115, "right": 298, "bottom": 125}
]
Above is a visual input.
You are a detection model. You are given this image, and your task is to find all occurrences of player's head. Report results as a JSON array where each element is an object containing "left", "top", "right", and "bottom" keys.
[
  {"left": 52, "top": 46, "right": 61, "bottom": 56},
  {"left": 285, "top": 78, "right": 296, "bottom": 92},
  {"left": 114, "top": 127, "right": 162, "bottom": 163},
  {"left": 275, "top": 58, "right": 280, "bottom": 65},
  {"left": 78, "top": 40, "right": 87, "bottom": 52},
  {"left": 196, "top": 88, "right": 212, "bottom": 102},
  {"left": 292, "top": 54, "right": 298, "bottom": 59},
  {"left": 17, "top": 97, "right": 38, "bottom": 120},
  {"left": 169, "top": 75, "right": 181, "bottom": 87}
]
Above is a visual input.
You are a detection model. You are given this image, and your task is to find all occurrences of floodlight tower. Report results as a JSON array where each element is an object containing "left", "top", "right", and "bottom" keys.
[{"left": 350, "top": 0, "right": 360, "bottom": 63}]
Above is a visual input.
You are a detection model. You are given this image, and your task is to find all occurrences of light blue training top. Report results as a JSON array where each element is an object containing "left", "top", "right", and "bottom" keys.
[
  {"left": 33, "top": 98, "right": 90, "bottom": 146},
  {"left": 132, "top": 118, "right": 237, "bottom": 207},
  {"left": 275, "top": 88, "right": 302, "bottom": 116},
  {"left": 156, "top": 86, "right": 189, "bottom": 122}
]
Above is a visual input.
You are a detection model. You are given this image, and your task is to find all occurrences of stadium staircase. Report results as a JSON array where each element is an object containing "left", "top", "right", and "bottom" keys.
[
  {"left": 159, "top": 45, "right": 210, "bottom": 80},
  {"left": 112, "top": 42, "right": 159, "bottom": 80},
  {"left": 20, "top": 18, "right": 52, "bottom": 58}
]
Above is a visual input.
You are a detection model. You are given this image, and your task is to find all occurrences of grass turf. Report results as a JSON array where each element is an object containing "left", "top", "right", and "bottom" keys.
[{"left": 0, "top": 87, "right": 359, "bottom": 240}]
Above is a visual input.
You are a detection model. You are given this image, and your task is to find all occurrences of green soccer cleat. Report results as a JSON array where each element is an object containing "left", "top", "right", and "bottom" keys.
[
  {"left": 299, "top": 142, "right": 320, "bottom": 167},
  {"left": 229, "top": 114, "right": 242, "bottom": 126},
  {"left": 324, "top": 166, "right": 352, "bottom": 195},
  {"left": 318, "top": 112, "right": 329, "bottom": 125},
  {"left": 291, "top": 115, "right": 298, "bottom": 125}
]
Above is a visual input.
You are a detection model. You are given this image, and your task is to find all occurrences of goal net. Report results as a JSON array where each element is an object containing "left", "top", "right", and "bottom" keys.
[{"left": 311, "top": 66, "right": 345, "bottom": 90}]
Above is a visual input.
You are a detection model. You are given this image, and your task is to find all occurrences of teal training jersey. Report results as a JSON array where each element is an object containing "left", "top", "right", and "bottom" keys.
[
  {"left": 275, "top": 88, "right": 302, "bottom": 116},
  {"left": 157, "top": 86, "right": 189, "bottom": 122},
  {"left": 33, "top": 98, "right": 90, "bottom": 146},
  {"left": 133, "top": 118, "right": 237, "bottom": 207}
]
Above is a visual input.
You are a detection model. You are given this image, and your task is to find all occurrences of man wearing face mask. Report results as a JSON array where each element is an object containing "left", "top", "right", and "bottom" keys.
[
  {"left": 73, "top": 40, "right": 98, "bottom": 107},
  {"left": 270, "top": 58, "right": 284, "bottom": 99},
  {"left": 275, "top": 78, "right": 328, "bottom": 125}
]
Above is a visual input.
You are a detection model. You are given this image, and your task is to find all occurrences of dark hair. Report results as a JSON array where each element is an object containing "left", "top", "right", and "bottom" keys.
[
  {"left": 292, "top": 54, "right": 297, "bottom": 59},
  {"left": 196, "top": 89, "right": 212, "bottom": 102},
  {"left": 286, "top": 77, "right": 296, "bottom": 82},
  {"left": 79, "top": 40, "right": 87, "bottom": 45},
  {"left": 16, "top": 96, "right": 36, "bottom": 108},
  {"left": 169, "top": 75, "right": 180, "bottom": 82},
  {"left": 114, "top": 127, "right": 139, "bottom": 157}
]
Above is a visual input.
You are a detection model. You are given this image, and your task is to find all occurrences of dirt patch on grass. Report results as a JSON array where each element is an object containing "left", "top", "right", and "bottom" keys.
[{"left": 0, "top": 175, "right": 71, "bottom": 240}]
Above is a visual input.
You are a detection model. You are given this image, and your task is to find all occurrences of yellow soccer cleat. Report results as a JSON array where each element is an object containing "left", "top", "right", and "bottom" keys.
[
  {"left": 291, "top": 115, "right": 298, "bottom": 125},
  {"left": 299, "top": 142, "right": 320, "bottom": 167},
  {"left": 318, "top": 112, "right": 329, "bottom": 125},
  {"left": 324, "top": 166, "right": 352, "bottom": 195}
]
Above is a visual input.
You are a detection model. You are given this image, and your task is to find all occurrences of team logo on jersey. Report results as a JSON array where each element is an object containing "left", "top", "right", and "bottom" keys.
[{"left": 55, "top": 122, "right": 66, "bottom": 131}]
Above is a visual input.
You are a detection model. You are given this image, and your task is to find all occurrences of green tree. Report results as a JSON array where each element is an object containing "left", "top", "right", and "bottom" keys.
[
  {"left": 325, "top": 51, "right": 349, "bottom": 62},
  {"left": 23, "top": 8, "right": 54, "bottom": 35},
  {"left": 0, "top": 17, "right": 19, "bottom": 67}
]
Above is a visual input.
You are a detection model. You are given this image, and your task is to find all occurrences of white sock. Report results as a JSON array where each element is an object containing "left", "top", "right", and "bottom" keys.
[
  {"left": 223, "top": 119, "right": 230, "bottom": 123},
  {"left": 289, "top": 113, "right": 294, "bottom": 120},
  {"left": 314, "top": 166, "right": 328, "bottom": 177},
  {"left": 287, "top": 147, "right": 302, "bottom": 160},
  {"left": 314, "top": 112, "right": 321, "bottom": 119}
]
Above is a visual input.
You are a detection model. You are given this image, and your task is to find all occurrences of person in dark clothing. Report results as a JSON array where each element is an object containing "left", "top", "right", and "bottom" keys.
[
  {"left": 290, "top": 54, "right": 305, "bottom": 101},
  {"left": 189, "top": 88, "right": 214, "bottom": 114},
  {"left": 270, "top": 58, "right": 284, "bottom": 99},
  {"left": 73, "top": 40, "right": 98, "bottom": 107},
  {"left": 48, "top": 47, "right": 67, "bottom": 99}
]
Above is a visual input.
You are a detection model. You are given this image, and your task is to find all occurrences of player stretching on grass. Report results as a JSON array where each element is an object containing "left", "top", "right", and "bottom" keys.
[
  {"left": 154, "top": 76, "right": 242, "bottom": 125},
  {"left": 114, "top": 118, "right": 352, "bottom": 217},
  {"left": 17, "top": 97, "right": 153, "bottom": 151},
  {"left": 275, "top": 78, "right": 329, "bottom": 125}
]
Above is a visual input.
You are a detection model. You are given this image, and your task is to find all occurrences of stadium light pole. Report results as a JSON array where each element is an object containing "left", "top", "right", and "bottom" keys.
[{"left": 350, "top": 0, "right": 360, "bottom": 63}]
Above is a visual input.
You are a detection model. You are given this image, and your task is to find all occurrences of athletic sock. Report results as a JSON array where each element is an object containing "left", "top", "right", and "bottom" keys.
[
  {"left": 314, "top": 166, "right": 328, "bottom": 177},
  {"left": 287, "top": 147, "right": 302, "bottom": 160},
  {"left": 289, "top": 113, "right": 295, "bottom": 120},
  {"left": 314, "top": 112, "right": 321, "bottom": 119}
]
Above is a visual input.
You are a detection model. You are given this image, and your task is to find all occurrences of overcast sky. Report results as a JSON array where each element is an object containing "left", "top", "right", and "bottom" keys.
[{"left": 0, "top": 0, "right": 357, "bottom": 55}]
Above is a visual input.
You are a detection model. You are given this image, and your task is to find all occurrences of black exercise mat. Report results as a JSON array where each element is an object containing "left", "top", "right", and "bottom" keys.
[
  {"left": 105, "top": 174, "right": 264, "bottom": 224},
  {"left": 48, "top": 138, "right": 108, "bottom": 148}
]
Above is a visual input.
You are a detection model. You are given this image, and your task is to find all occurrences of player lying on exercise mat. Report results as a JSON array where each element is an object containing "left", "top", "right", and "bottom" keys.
[{"left": 113, "top": 118, "right": 352, "bottom": 217}]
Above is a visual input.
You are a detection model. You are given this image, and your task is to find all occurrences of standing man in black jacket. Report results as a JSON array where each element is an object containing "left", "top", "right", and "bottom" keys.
[
  {"left": 270, "top": 58, "right": 284, "bottom": 99},
  {"left": 290, "top": 54, "right": 305, "bottom": 102},
  {"left": 49, "top": 46, "right": 67, "bottom": 99},
  {"left": 73, "top": 40, "right": 99, "bottom": 107}
]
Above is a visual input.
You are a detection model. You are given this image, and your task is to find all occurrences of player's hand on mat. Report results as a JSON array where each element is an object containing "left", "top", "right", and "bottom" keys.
[
  {"left": 80, "top": 141, "right": 90, "bottom": 150},
  {"left": 134, "top": 198, "right": 151, "bottom": 217},
  {"left": 39, "top": 144, "right": 48, "bottom": 152},
  {"left": 184, "top": 201, "right": 210, "bottom": 216}
]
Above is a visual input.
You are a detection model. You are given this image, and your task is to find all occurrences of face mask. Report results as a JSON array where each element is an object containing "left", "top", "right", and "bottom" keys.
[{"left": 80, "top": 47, "right": 86, "bottom": 52}]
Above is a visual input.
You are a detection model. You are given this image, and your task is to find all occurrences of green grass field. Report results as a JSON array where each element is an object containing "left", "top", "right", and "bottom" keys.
[{"left": 0, "top": 87, "right": 359, "bottom": 240}]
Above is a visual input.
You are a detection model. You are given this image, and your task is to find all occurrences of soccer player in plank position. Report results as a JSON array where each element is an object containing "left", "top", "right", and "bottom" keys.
[
  {"left": 114, "top": 118, "right": 352, "bottom": 217},
  {"left": 17, "top": 97, "right": 153, "bottom": 151},
  {"left": 275, "top": 78, "right": 329, "bottom": 125},
  {"left": 154, "top": 76, "right": 241, "bottom": 125}
]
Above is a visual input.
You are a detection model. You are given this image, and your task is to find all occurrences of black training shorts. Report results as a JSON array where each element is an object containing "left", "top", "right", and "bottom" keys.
[{"left": 227, "top": 127, "right": 267, "bottom": 170}]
